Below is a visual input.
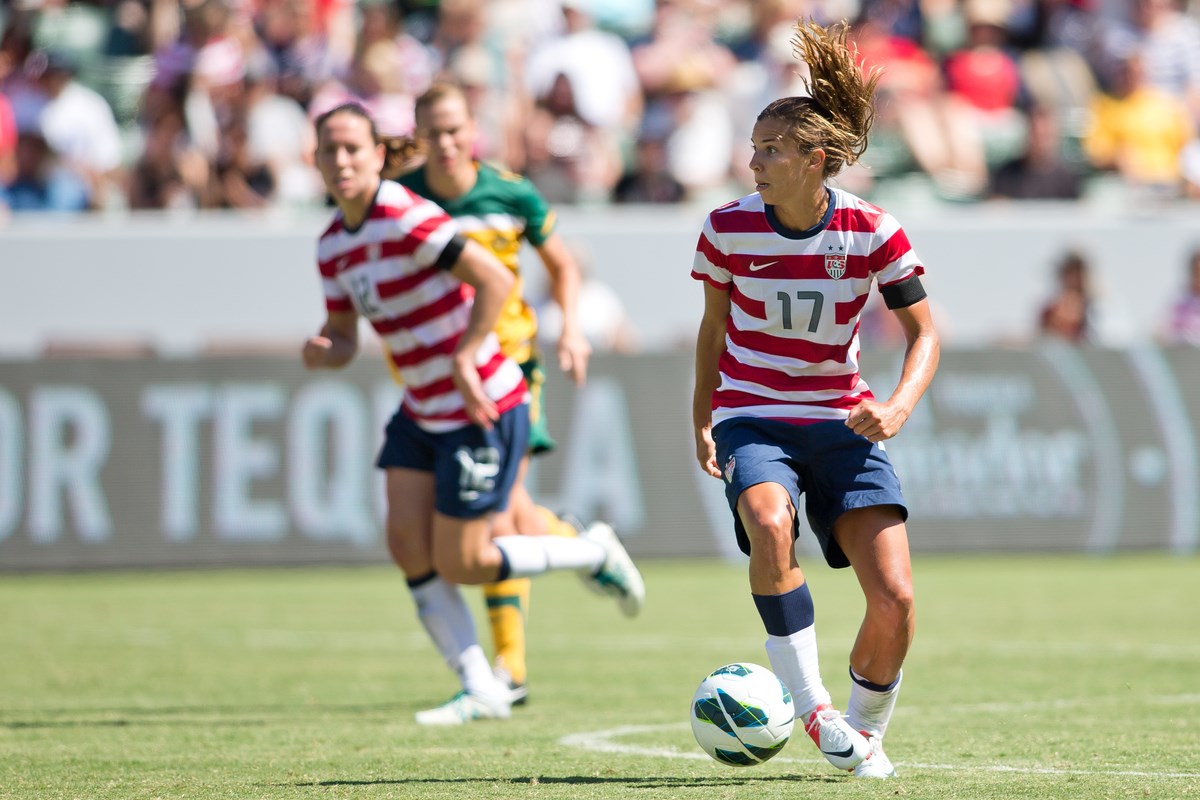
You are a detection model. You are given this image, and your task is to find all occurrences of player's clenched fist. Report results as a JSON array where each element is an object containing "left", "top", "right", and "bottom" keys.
[{"left": 302, "top": 336, "right": 333, "bottom": 369}]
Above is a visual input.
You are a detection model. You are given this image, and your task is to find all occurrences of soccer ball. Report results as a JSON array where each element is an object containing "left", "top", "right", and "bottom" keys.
[{"left": 690, "top": 662, "right": 795, "bottom": 767}]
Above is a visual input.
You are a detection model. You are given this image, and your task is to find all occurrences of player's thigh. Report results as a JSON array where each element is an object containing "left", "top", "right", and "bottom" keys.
[
  {"left": 833, "top": 505, "right": 914, "bottom": 611},
  {"left": 491, "top": 454, "right": 533, "bottom": 539},
  {"left": 385, "top": 467, "right": 436, "bottom": 570}
]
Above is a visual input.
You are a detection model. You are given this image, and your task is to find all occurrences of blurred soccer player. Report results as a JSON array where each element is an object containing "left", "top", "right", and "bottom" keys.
[
  {"left": 304, "top": 103, "right": 644, "bottom": 725},
  {"left": 389, "top": 82, "right": 609, "bottom": 707},
  {"left": 691, "top": 20, "right": 940, "bottom": 778}
]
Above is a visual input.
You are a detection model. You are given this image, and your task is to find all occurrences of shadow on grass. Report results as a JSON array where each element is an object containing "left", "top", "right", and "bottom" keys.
[
  {"left": 284, "top": 775, "right": 844, "bottom": 788},
  {"left": 0, "top": 701, "right": 412, "bottom": 730}
]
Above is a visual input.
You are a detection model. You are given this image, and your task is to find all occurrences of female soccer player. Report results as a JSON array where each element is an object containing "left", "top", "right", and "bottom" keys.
[
  {"left": 392, "top": 83, "right": 607, "bottom": 706},
  {"left": 303, "top": 102, "right": 644, "bottom": 726},
  {"left": 691, "top": 20, "right": 940, "bottom": 778}
]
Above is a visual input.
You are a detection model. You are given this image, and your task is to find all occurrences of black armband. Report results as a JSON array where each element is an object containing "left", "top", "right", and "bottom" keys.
[
  {"left": 880, "top": 275, "right": 927, "bottom": 310},
  {"left": 434, "top": 233, "right": 468, "bottom": 271}
]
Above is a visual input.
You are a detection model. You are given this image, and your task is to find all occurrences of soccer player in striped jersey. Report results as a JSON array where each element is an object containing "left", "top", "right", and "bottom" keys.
[
  {"left": 691, "top": 20, "right": 940, "bottom": 778},
  {"left": 304, "top": 103, "right": 644, "bottom": 726},
  {"left": 390, "top": 83, "right": 613, "bottom": 708}
]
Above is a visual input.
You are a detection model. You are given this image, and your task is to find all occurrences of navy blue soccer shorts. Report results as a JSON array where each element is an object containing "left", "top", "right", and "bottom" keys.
[
  {"left": 376, "top": 402, "right": 530, "bottom": 519},
  {"left": 711, "top": 417, "right": 908, "bottom": 569}
]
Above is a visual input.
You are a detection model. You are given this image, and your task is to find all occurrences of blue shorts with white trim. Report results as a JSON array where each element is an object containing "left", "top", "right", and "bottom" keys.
[
  {"left": 376, "top": 403, "right": 530, "bottom": 519},
  {"left": 712, "top": 416, "right": 908, "bottom": 568}
]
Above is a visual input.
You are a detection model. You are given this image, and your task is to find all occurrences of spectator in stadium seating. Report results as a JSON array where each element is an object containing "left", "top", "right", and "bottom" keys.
[
  {"left": 523, "top": 0, "right": 643, "bottom": 141},
  {"left": 242, "top": 55, "right": 324, "bottom": 207},
  {"left": 852, "top": 16, "right": 989, "bottom": 200},
  {"left": 1038, "top": 248, "right": 1093, "bottom": 342},
  {"left": 630, "top": 0, "right": 738, "bottom": 202},
  {"left": 1010, "top": 0, "right": 1101, "bottom": 139},
  {"left": 0, "top": 89, "right": 15, "bottom": 189},
  {"left": 127, "top": 91, "right": 213, "bottom": 210},
  {"left": 0, "top": 113, "right": 90, "bottom": 212},
  {"left": 212, "top": 112, "right": 275, "bottom": 208},
  {"left": 254, "top": 0, "right": 348, "bottom": 111},
  {"left": 1164, "top": 247, "right": 1200, "bottom": 346},
  {"left": 1125, "top": 0, "right": 1200, "bottom": 121},
  {"left": 726, "top": 9, "right": 824, "bottom": 194},
  {"left": 523, "top": 70, "right": 623, "bottom": 203},
  {"left": 431, "top": 0, "right": 526, "bottom": 169},
  {"left": 1083, "top": 50, "right": 1194, "bottom": 197},
  {"left": 989, "top": 103, "right": 1086, "bottom": 200},
  {"left": 943, "top": 0, "right": 1028, "bottom": 169},
  {"left": 357, "top": 0, "right": 436, "bottom": 99},
  {"left": 631, "top": 0, "right": 737, "bottom": 104},
  {"left": 308, "top": 37, "right": 416, "bottom": 138},
  {"left": 302, "top": 101, "right": 644, "bottom": 726},
  {"left": 0, "top": 10, "right": 36, "bottom": 90},
  {"left": 23, "top": 50, "right": 124, "bottom": 209},
  {"left": 692, "top": 20, "right": 939, "bottom": 780},
  {"left": 855, "top": 0, "right": 925, "bottom": 45},
  {"left": 612, "top": 109, "right": 686, "bottom": 204}
]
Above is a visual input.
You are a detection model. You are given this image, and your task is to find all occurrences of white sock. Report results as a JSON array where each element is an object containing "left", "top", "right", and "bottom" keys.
[
  {"left": 409, "top": 575, "right": 496, "bottom": 696},
  {"left": 764, "top": 626, "right": 832, "bottom": 719},
  {"left": 846, "top": 668, "right": 902, "bottom": 739},
  {"left": 493, "top": 535, "right": 605, "bottom": 577}
]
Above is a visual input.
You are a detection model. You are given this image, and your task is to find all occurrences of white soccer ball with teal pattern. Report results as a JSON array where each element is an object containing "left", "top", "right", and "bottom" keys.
[{"left": 690, "top": 662, "right": 794, "bottom": 766}]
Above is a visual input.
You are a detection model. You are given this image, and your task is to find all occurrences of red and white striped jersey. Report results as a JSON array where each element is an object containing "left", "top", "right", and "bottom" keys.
[
  {"left": 318, "top": 180, "right": 527, "bottom": 432},
  {"left": 691, "top": 187, "right": 925, "bottom": 428}
]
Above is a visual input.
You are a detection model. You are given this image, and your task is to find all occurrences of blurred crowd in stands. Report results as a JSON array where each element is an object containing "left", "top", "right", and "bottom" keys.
[{"left": 2, "top": 0, "right": 1200, "bottom": 215}]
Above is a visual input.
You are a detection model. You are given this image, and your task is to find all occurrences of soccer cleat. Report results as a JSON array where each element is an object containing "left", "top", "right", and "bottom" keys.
[
  {"left": 803, "top": 704, "right": 870, "bottom": 771},
  {"left": 578, "top": 522, "right": 645, "bottom": 617},
  {"left": 492, "top": 662, "right": 529, "bottom": 707},
  {"left": 853, "top": 734, "right": 897, "bottom": 778},
  {"left": 414, "top": 689, "right": 511, "bottom": 726}
]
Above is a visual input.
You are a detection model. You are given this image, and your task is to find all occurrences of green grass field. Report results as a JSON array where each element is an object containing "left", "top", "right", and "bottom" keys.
[{"left": 2, "top": 555, "right": 1198, "bottom": 799}]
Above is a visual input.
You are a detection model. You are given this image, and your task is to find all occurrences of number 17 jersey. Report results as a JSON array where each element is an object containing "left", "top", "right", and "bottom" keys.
[{"left": 691, "top": 187, "right": 925, "bottom": 428}]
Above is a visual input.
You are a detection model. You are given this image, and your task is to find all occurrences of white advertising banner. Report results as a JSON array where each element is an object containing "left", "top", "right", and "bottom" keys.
[{"left": 1, "top": 347, "right": 1197, "bottom": 571}]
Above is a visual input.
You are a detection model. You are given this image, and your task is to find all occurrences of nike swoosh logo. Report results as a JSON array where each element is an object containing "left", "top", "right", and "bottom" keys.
[
  {"left": 822, "top": 745, "right": 856, "bottom": 758},
  {"left": 748, "top": 260, "right": 777, "bottom": 271}
]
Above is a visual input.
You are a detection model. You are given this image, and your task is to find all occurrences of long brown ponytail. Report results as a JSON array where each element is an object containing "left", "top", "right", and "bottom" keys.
[{"left": 757, "top": 20, "right": 882, "bottom": 178}]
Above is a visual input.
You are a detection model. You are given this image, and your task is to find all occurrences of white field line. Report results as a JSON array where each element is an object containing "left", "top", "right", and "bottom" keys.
[{"left": 560, "top": 723, "right": 1200, "bottom": 779}]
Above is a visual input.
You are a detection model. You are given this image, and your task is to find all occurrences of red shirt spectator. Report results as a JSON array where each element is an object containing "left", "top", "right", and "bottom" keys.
[
  {"left": 0, "top": 92, "right": 16, "bottom": 184},
  {"left": 944, "top": 46, "right": 1021, "bottom": 112}
]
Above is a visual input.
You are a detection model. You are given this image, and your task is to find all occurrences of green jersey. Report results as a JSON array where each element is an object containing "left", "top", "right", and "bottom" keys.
[{"left": 399, "top": 161, "right": 556, "bottom": 363}]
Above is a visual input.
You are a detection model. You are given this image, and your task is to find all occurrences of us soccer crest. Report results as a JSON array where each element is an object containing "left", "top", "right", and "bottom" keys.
[
  {"left": 724, "top": 455, "right": 736, "bottom": 483},
  {"left": 825, "top": 252, "right": 847, "bottom": 279}
]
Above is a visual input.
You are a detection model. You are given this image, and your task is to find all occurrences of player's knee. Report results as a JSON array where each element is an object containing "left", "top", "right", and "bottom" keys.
[
  {"left": 739, "top": 503, "right": 793, "bottom": 544},
  {"left": 868, "top": 580, "right": 914, "bottom": 631}
]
